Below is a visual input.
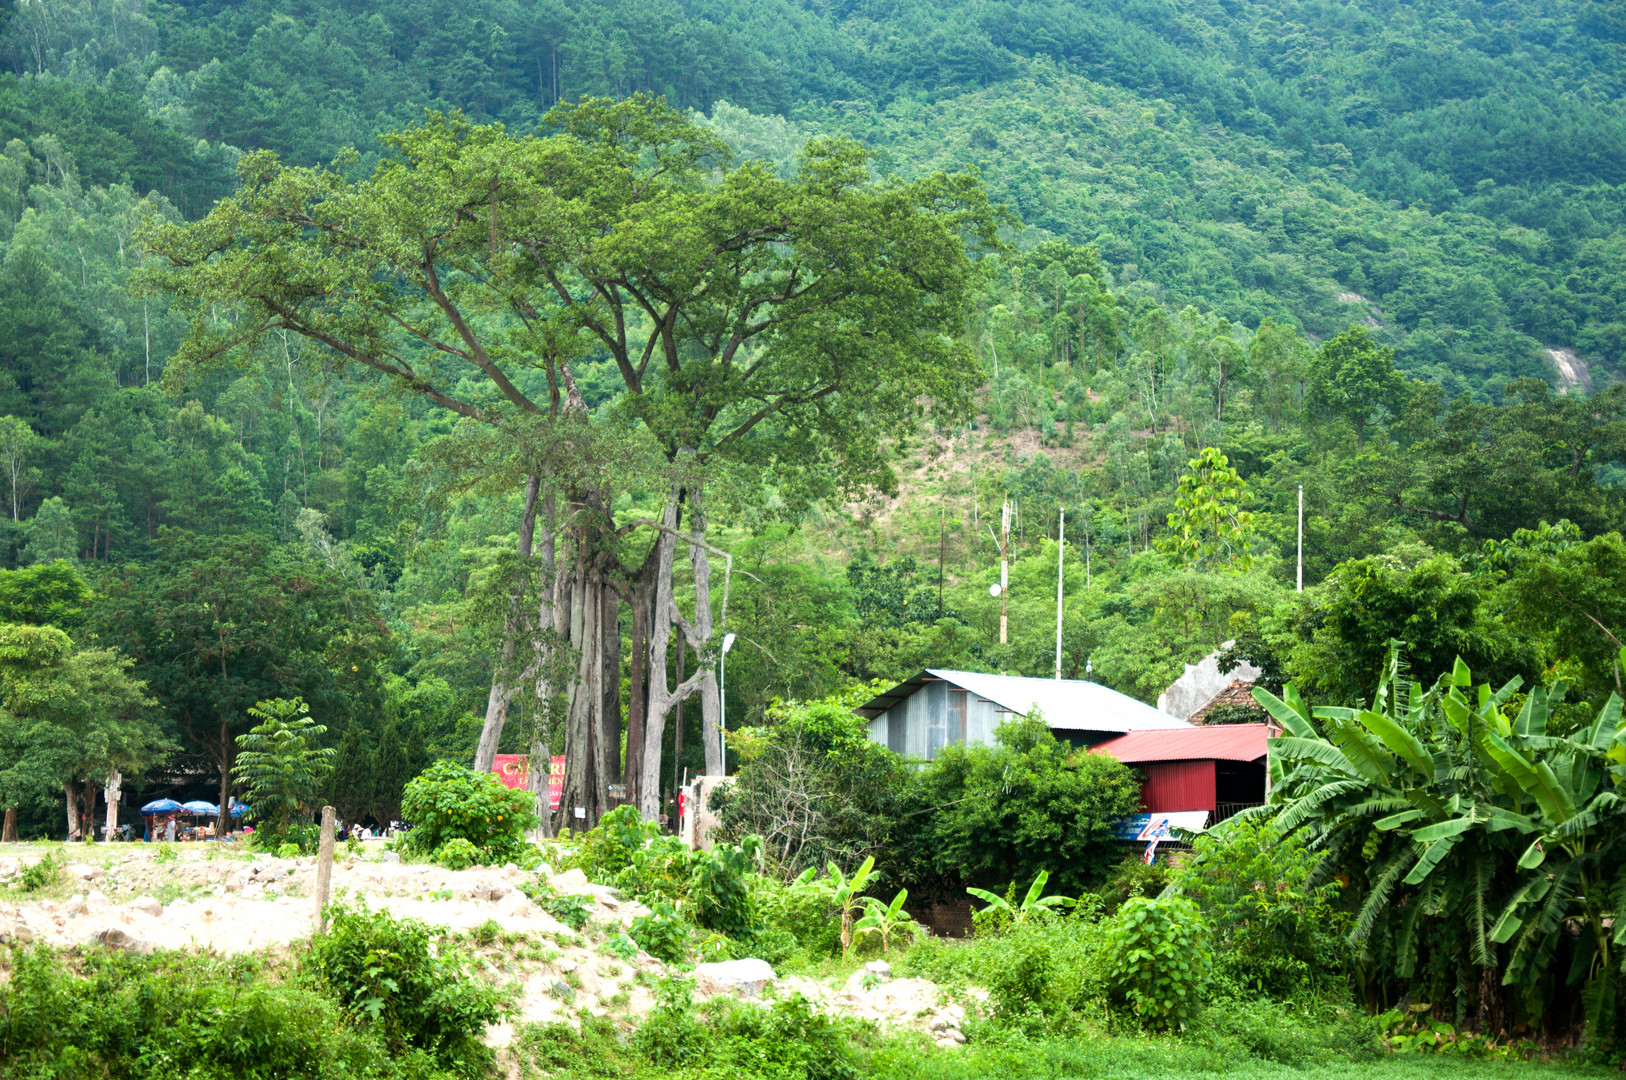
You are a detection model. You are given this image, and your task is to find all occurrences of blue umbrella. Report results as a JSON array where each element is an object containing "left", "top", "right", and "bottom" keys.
[
  {"left": 141, "top": 798, "right": 183, "bottom": 814},
  {"left": 182, "top": 800, "right": 219, "bottom": 816},
  {"left": 230, "top": 803, "right": 248, "bottom": 817}
]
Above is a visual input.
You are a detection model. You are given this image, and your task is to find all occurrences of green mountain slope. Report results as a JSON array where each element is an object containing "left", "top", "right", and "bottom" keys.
[{"left": 6, "top": 0, "right": 1622, "bottom": 393}]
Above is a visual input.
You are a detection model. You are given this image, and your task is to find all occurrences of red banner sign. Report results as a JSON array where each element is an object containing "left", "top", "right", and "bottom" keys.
[{"left": 491, "top": 754, "right": 565, "bottom": 811}]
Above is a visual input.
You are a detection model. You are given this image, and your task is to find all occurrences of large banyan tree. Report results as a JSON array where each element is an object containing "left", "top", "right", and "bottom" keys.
[{"left": 141, "top": 95, "right": 999, "bottom": 829}]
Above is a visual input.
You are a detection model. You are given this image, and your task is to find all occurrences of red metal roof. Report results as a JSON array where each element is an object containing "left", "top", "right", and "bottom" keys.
[{"left": 1091, "top": 723, "right": 1270, "bottom": 764}]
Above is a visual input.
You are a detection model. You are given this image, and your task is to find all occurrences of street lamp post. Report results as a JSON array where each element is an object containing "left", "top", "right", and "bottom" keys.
[{"left": 719, "top": 632, "right": 737, "bottom": 773}]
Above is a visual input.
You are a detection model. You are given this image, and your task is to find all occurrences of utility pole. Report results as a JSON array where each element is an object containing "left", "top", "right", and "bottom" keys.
[
  {"left": 937, "top": 502, "right": 946, "bottom": 619},
  {"left": 1054, "top": 506, "right": 1065, "bottom": 679},
  {"left": 1000, "top": 500, "right": 1011, "bottom": 645},
  {"left": 1297, "top": 484, "right": 1304, "bottom": 594}
]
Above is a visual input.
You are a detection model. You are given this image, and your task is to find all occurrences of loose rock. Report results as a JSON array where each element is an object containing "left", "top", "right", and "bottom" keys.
[
  {"left": 96, "top": 927, "right": 152, "bottom": 956},
  {"left": 694, "top": 958, "right": 776, "bottom": 999}
]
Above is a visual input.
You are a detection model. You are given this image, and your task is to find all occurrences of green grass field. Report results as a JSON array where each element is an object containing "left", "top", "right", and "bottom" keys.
[{"left": 867, "top": 1041, "right": 1610, "bottom": 1080}]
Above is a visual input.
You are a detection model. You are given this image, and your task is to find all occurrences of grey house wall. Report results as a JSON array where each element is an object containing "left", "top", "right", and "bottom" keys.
[{"left": 863, "top": 682, "right": 1007, "bottom": 760}]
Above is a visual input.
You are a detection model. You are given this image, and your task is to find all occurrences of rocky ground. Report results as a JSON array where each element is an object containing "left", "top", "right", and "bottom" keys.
[{"left": 0, "top": 843, "right": 980, "bottom": 1056}]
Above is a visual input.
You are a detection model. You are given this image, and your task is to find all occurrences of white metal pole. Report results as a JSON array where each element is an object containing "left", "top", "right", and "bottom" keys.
[
  {"left": 1297, "top": 484, "right": 1304, "bottom": 594},
  {"left": 1055, "top": 506, "right": 1065, "bottom": 679},
  {"left": 999, "top": 500, "right": 1010, "bottom": 645}
]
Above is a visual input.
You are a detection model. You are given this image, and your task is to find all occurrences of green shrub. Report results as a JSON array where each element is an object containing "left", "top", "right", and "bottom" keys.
[
  {"left": 517, "top": 878, "right": 592, "bottom": 930},
  {"left": 634, "top": 981, "right": 863, "bottom": 1080},
  {"left": 616, "top": 833, "right": 699, "bottom": 906},
  {"left": 908, "top": 715, "right": 1144, "bottom": 896},
  {"left": 435, "top": 837, "right": 480, "bottom": 871},
  {"left": 399, "top": 760, "right": 537, "bottom": 864},
  {"left": 746, "top": 925, "right": 803, "bottom": 968},
  {"left": 249, "top": 818, "right": 320, "bottom": 855},
  {"left": 304, "top": 900, "right": 505, "bottom": 1075},
  {"left": 629, "top": 902, "right": 690, "bottom": 964},
  {"left": 1103, "top": 895, "right": 1212, "bottom": 1032},
  {"left": 574, "top": 804, "right": 658, "bottom": 880},
  {"left": 1093, "top": 851, "right": 1169, "bottom": 915},
  {"left": 19, "top": 855, "right": 56, "bottom": 892},
  {"left": 753, "top": 871, "right": 841, "bottom": 959},
  {"left": 0, "top": 947, "right": 441, "bottom": 1079},
  {"left": 690, "top": 835, "right": 760, "bottom": 938},
  {"left": 1196, "top": 998, "right": 1381, "bottom": 1065},
  {"left": 1167, "top": 819, "right": 1350, "bottom": 999},
  {"left": 516, "top": 979, "right": 868, "bottom": 1080}
]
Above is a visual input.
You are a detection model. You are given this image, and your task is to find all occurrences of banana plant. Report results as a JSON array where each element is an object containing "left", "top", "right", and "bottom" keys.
[
  {"left": 1258, "top": 643, "right": 1626, "bottom": 1038},
  {"left": 854, "top": 889, "right": 917, "bottom": 953},
  {"left": 818, "top": 855, "right": 877, "bottom": 957},
  {"left": 966, "top": 869, "right": 1073, "bottom": 931}
]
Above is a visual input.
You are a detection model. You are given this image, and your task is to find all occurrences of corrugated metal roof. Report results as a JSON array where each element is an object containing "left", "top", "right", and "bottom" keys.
[
  {"left": 1091, "top": 723, "right": 1270, "bottom": 764},
  {"left": 853, "top": 669, "right": 1188, "bottom": 733}
]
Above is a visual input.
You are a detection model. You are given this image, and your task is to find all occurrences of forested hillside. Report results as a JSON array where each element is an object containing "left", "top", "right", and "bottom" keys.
[{"left": 0, "top": 0, "right": 1624, "bottom": 837}]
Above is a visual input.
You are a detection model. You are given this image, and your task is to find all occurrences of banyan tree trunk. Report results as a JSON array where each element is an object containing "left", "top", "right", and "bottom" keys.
[
  {"left": 473, "top": 475, "right": 541, "bottom": 774},
  {"left": 553, "top": 488, "right": 622, "bottom": 832}
]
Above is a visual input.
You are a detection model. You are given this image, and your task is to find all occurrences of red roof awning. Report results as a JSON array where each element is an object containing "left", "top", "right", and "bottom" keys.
[{"left": 1091, "top": 723, "right": 1270, "bottom": 764}]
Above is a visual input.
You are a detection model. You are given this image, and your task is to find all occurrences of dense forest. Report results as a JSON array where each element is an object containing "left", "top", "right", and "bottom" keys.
[{"left": 0, "top": 0, "right": 1624, "bottom": 839}]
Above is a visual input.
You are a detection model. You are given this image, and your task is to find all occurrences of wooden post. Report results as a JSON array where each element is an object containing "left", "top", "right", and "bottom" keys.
[{"left": 315, "top": 805, "right": 335, "bottom": 935}]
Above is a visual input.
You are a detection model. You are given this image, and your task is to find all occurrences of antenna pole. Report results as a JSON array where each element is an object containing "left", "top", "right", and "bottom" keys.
[
  {"left": 1296, "top": 484, "right": 1304, "bottom": 594},
  {"left": 1055, "top": 506, "right": 1065, "bottom": 679}
]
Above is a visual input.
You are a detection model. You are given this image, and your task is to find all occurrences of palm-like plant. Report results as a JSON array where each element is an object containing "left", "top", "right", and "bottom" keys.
[
  {"left": 1258, "top": 644, "right": 1626, "bottom": 1037},
  {"left": 967, "top": 869, "right": 1073, "bottom": 931},
  {"left": 817, "top": 855, "right": 877, "bottom": 957},
  {"left": 854, "top": 889, "right": 917, "bottom": 953}
]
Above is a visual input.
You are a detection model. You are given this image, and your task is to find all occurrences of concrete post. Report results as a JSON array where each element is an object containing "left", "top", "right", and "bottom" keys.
[{"left": 315, "top": 805, "right": 335, "bottom": 934}]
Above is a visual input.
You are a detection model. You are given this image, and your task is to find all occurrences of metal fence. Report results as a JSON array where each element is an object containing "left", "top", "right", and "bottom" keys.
[{"left": 1214, "top": 801, "right": 1264, "bottom": 823}]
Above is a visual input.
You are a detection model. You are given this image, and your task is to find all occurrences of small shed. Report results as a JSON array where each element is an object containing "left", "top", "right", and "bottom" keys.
[
  {"left": 854, "top": 669, "right": 1188, "bottom": 761},
  {"left": 1092, "top": 723, "right": 1270, "bottom": 821}
]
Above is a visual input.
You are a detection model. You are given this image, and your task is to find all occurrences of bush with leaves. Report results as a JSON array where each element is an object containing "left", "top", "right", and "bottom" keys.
[
  {"left": 629, "top": 980, "right": 863, "bottom": 1080},
  {"left": 690, "top": 834, "right": 761, "bottom": 939},
  {"left": 907, "top": 714, "right": 1142, "bottom": 896},
  {"left": 304, "top": 901, "right": 504, "bottom": 1076},
  {"left": 751, "top": 869, "right": 843, "bottom": 960},
  {"left": 399, "top": 760, "right": 536, "bottom": 864},
  {"left": 573, "top": 804, "right": 659, "bottom": 880},
  {"left": 1093, "top": 852, "right": 1170, "bottom": 916},
  {"left": 0, "top": 946, "right": 451, "bottom": 1079},
  {"left": 629, "top": 903, "right": 690, "bottom": 964},
  {"left": 516, "top": 878, "right": 594, "bottom": 931},
  {"left": 19, "top": 853, "right": 56, "bottom": 892},
  {"left": 435, "top": 837, "right": 480, "bottom": 871},
  {"left": 1103, "top": 895, "right": 1213, "bottom": 1031},
  {"left": 571, "top": 805, "right": 700, "bottom": 906},
  {"left": 714, "top": 687, "right": 915, "bottom": 878},
  {"left": 900, "top": 910, "right": 1110, "bottom": 1033},
  {"left": 1167, "top": 818, "right": 1349, "bottom": 999}
]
